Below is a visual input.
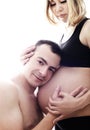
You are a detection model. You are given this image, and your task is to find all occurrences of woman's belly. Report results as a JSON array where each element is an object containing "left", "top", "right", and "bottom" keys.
[{"left": 37, "top": 67, "right": 90, "bottom": 116}]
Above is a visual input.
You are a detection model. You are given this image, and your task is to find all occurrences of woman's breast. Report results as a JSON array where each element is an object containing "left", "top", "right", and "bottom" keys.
[{"left": 37, "top": 67, "right": 90, "bottom": 113}]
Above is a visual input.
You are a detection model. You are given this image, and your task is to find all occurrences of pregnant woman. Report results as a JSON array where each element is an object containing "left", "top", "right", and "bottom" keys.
[{"left": 21, "top": 0, "right": 90, "bottom": 129}]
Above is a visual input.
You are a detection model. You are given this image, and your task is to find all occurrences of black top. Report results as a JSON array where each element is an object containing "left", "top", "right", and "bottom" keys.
[
  {"left": 55, "top": 116, "right": 90, "bottom": 130},
  {"left": 60, "top": 18, "right": 90, "bottom": 67}
]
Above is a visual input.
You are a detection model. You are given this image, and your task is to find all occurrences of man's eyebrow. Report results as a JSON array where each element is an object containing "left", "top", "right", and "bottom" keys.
[
  {"left": 38, "top": 57, "right": 58, "bottom": 70},
  {"left": 38, "top": 57, "right": 47, "bottom": 64}
]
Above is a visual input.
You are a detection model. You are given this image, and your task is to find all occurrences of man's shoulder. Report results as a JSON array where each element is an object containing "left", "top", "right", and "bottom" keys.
[{"left": 0, "top": 80, "right": 19, "bottom": 102}]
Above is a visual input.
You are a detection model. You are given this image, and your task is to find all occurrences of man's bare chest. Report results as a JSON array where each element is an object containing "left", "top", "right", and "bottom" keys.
[{"left": 19, "top": 93, "right": 43, "bottom": 129}]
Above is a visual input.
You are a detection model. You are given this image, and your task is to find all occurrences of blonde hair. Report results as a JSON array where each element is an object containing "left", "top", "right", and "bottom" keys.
[
  {"left": 67, "top": 0, "right": 86, "bottom": 26},
  {"left": 46, "top": 0, "right": 57, "bottom": 24},
  {"left": 46, "top": 0, "right": 86, "bottom": 26}
]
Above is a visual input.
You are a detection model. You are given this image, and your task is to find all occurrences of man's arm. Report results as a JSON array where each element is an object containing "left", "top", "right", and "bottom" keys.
[{"left": 0, "top": 81, "right": 23, "bottom": 130}]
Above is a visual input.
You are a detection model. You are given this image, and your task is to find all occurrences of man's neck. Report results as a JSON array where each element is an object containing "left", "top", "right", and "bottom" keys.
[{"left": 11, "top": 74, "right": 35, "bottom": 94}]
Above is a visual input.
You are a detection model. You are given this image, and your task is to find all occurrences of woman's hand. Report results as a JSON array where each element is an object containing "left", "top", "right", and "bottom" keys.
[
  {"left": 46, "top": 86, "right": 89, "bottom": 123},
  {"left": 20, "top": 45, "right": 36, "bottom": 65}
]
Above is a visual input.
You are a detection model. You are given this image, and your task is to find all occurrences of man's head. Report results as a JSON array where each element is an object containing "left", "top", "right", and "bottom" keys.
[{"left": 23, "top": 40, "right": 62, "bottom": 88}]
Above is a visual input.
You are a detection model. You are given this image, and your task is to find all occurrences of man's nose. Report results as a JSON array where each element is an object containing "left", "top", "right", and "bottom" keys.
[{"left": 39, "top": 67, "right": 48, "bottom": 77}]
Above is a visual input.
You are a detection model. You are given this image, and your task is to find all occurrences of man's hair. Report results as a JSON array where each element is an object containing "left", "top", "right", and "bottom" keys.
[{"left": 35, "top": 40, "right": 62, "bottom": 59}]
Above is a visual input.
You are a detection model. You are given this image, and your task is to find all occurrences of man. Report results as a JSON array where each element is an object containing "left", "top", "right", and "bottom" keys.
[{"left": 0, "top": 40, "right": 62, "bottom": 130}]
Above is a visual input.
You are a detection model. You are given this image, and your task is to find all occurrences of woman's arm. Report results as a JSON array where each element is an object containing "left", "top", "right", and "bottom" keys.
[
  {"left": 32, "top": 113, "right": 56, "bottom": 130},
  {"left": 20, "top": 45, "right": 35, "bottom": 65},
  {"left": 46, "top": 86, "right": 90, "bottom": 122}
]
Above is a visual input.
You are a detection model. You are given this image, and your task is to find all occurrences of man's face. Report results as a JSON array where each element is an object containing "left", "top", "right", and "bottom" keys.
[{"left": 24, "top": 44, "right": 61, "bottom": 88}]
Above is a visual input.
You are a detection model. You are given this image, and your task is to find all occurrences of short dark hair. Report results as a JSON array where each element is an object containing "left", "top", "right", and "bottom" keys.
[{"left": 35, "top": 40, "right": 62, "bottom": 60}]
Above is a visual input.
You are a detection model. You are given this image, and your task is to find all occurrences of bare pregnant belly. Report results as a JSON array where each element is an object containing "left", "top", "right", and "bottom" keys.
[{"left": 38, "top": 67, "right": 90, "bottom": 116}]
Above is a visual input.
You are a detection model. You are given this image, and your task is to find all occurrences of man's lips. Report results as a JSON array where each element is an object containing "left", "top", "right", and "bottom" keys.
[{"left": 33, "top": 74, "right": 44, "bottom": 81}]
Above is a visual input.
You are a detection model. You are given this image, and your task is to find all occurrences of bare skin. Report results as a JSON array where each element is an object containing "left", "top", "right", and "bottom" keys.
[
  {"left": 32, "top": 113, "right": 57, "bottom": 130},
  {"left": 37, "top": 0, "right": 90, "bottom": 120},
  {"left": 32, "top": 86, "right": 89, "bottom": 130},
  {"left": 0, "top": 43, "right": 61, "bottom": 130},
  {"left": 20, "top": 0, "right": 90, "bottom": 127},
  {"left": 0, "top": 80, "right": 43, "bottom": 130},
  {"left": 21, "top": 28, "right": 90, "bottom": 121}
]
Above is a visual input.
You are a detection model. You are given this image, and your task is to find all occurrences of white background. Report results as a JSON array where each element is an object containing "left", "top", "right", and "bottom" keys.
[{"left": 0, "top": 0, "right": 90, "bottom": 79}]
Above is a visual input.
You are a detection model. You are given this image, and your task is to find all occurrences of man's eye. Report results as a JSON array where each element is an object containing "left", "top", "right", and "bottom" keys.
[
  {"left": 49, "top": 68, "right": 56, "bottom": 73},
  {"left": 38, "top": 60, "right": 44, "bottom": 65}
]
